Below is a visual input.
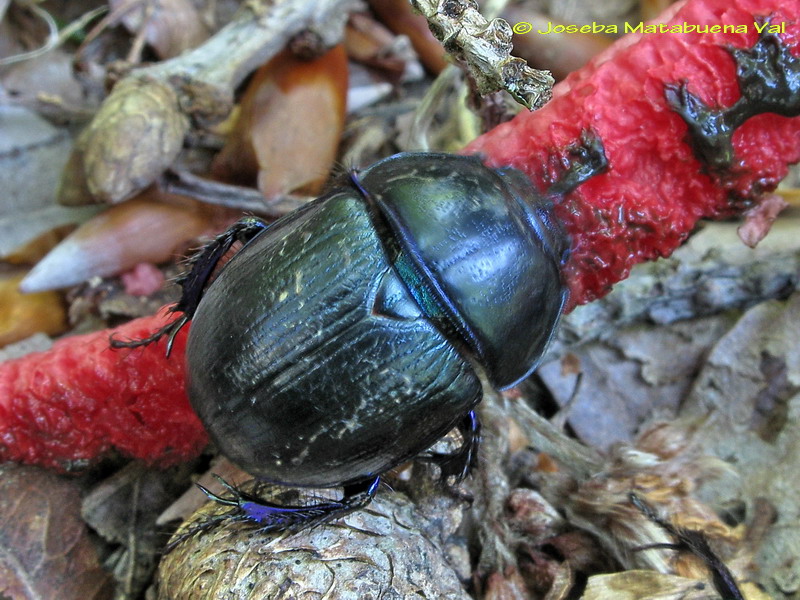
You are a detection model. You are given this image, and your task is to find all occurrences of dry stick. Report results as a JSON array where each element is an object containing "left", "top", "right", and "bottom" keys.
[
  {"left": 507, "top": 394, "right": 602, "bottom": 480},
  {"left": 62, "top": 0, "right": 362, "bottom": 204},
  {"left": 410, "top": 0, "right": 554, "bottom": 109},
  {"left": 161, "top": 170, "right": 310, "bottom": 217},
  {"left": 143, "top": 0, "right": 360, "bottom": 94}
]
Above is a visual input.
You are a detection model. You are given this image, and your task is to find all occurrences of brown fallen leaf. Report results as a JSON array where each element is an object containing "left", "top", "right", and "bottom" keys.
[
  {"left": 345, "top": 12, "right": 406, "bottom": 76},
  {"left": 0, "top": 272, "right": 66, "bottom": 347},
  {"left": 212, "top": 45, "right": 348, "bottom": 199},
  {"left": 20, "top": 191, "right": 216, "bottom": 293},
  {"left": 0, "top": 464, "right": 113, "bottom": 600},
  {"left": 368, "top": 0, "right": 449, "bottom": 73}
]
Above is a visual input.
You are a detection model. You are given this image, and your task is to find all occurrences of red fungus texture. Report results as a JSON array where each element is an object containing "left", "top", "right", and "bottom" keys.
[
  {"left": 0, "top": 309, "right": 206, "bottom": 470},
  {"left": 466, "top": 0, "right": 800, "bottom": 308},
  {"left": 2, "top": 0, "right": 800, "bottom": 470}
]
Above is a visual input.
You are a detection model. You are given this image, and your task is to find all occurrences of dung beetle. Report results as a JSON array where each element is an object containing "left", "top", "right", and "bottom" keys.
[{"left": 120, "top": 150, "right": 606, "bottom": 532}]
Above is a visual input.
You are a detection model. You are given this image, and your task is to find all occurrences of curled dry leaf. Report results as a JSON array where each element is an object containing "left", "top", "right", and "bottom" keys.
[
  {"left": 0, "top": 272, "right": 66, "bottom": 347},
  {"left": 58, "top": 79, "right": 189, "bottom": 205},
  {"left": 582, "top": 570, "right": 725, "bottom": 600},
  {"left": 157, "top": 484, "right": 470, "bottom": 600},
  {"left": 212, "top": 45, "right": 348, "bottom": 199},
  {"left": 484, "top": 566, "right": 531, "bottom": 600},
  {"left": 564, "top": 422, "right": 748, "bottom": 587},
  {"left": 20, "top": 192, "right": 215, "bottom": 293},
  {"left": 368, "top": 0, "right": 449, "bottom": 73},
  {"left": 0, "top": 464, "right": 113, "bottom": 600},
  {"left": 113, "top": 0, "right": 210, "bottom": 59},
  {"left": 677, "top": 293, "right": 800, "bottom": 597},
  {"left": 345, "top": 12, "right": 407, "bottom": 76}
]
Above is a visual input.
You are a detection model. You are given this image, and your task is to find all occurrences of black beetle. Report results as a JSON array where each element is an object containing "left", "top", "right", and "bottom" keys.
[{"left": 118, "top": 150, "right": 605, "bottom": 532}]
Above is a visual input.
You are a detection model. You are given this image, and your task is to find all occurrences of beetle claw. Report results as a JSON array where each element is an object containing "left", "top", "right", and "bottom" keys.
[
  {"left": 109, "top": 314, "right": 189, "bottom": 353},
  {"left": 111, "top": 218, "right": 269, "bottom": 354},
  {"left": 418, "top": 410, "right": 481, "bottom": 483}
]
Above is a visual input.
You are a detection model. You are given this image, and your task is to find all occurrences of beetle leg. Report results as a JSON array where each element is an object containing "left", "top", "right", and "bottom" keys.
[
  {"left": 629, "top": 493, "right": 745, "bottom": 600},
  {"left": 418, "top": 410, "right": 481, "bottom": 483},
  {"left": 110, "top": 217, "right": 268, "bottom": 353},
  {"left": 189, "top": 475, "right": 381, "bottom": 535}
]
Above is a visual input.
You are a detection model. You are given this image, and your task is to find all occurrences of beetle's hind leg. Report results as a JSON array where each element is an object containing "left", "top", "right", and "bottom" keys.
[
  {"left": 179, "top": 475, "right": 381, "bottom": 541},
  {"left": 110, "top": 217, "right": 268, "bottom": 354},
  {"left": 418, "top": 410, "right": 481, "bottom": 483}
]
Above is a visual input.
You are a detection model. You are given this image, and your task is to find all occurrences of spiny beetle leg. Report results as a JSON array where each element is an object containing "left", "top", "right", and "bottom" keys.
[
  {"left": 629, "top": 493, "right": 745, "bottom": 600},
  {"left": 194, "top": 475, "right": 381, "bottom": 535},
  {"left": 110, "top": 217, "right": 268, "bottom": 354},
  {"left": 418, "top": 410, "right": 481, "bottom": 483}
]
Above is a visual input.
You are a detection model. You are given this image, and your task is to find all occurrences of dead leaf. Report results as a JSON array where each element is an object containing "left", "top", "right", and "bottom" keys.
[
  {"left": 582, "top": 570, "right": 720, "bottom": 600},
  {"left": 80, "top": 461, "right": 200, "bottom": 598},
  {"left": 21, "top": 191, "right": 215, "bottom": 292},
  {"left": 212, "top": 45, "right": 348, "bottom": 199},
  {"left": 679, "top": 293, "right": 800, "bottom": 598},
  {"left": 0, "top": 272, "right": 66, "bottom": 347},
  {"left": 345, "top": 12, "right": 406, "bottom": 75},
  {"left": 368, "top": 0, "right": 448, "bottom": 73},
  {"left": 0, "top": 105, "right": 73, "bottom": 216},
  {"left": 539, "top": 314, "right": 737, "bottom": 450},
  {"left": 0, "top": 464, "right": 113, "bottom": 600}
]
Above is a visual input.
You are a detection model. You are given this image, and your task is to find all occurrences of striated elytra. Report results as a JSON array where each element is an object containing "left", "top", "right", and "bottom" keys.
[{"left": 139, "top": 153, "right": 571, "bottom": 532}]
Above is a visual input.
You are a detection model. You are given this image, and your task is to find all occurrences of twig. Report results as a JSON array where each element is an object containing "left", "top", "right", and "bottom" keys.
[
  {"left": 508, "top": 394, "right": 602, "bottom": 481},
  {"left": 143, "top": 0, "right": 361, "bottom": 93},
  {"left": 0, "top": 1, "right": 106, "bottom": 66},
  {"left": 161, "top": 170, "right": 309, "bottom": 217},
  {"left": 0, "top": 0, "right": 57, "bottom": 66},
  {"left": 410, "top": 0, "right": 553, "bottom": 109},
  {"left": 61, "top": 0, "right": 362, "bottom": 204}
]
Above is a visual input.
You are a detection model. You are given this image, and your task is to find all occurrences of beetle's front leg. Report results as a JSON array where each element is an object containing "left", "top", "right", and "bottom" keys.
[
  {"left": 418, "top": 410, "right": 481, "bottom": 483},
  {"left": 111, "top": 217, "right": 268, "bottom": 354}
]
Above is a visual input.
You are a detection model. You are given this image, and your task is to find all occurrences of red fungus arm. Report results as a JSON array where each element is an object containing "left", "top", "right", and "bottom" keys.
[
  {"left": 467, "top": 0, "right": 800, "bottom": 307},
  {"left": 2, "top": 0, "right": 799, "bottom": 469},
  {"left": 0, "top": 308, "right": 206, "bottom": 470}
]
